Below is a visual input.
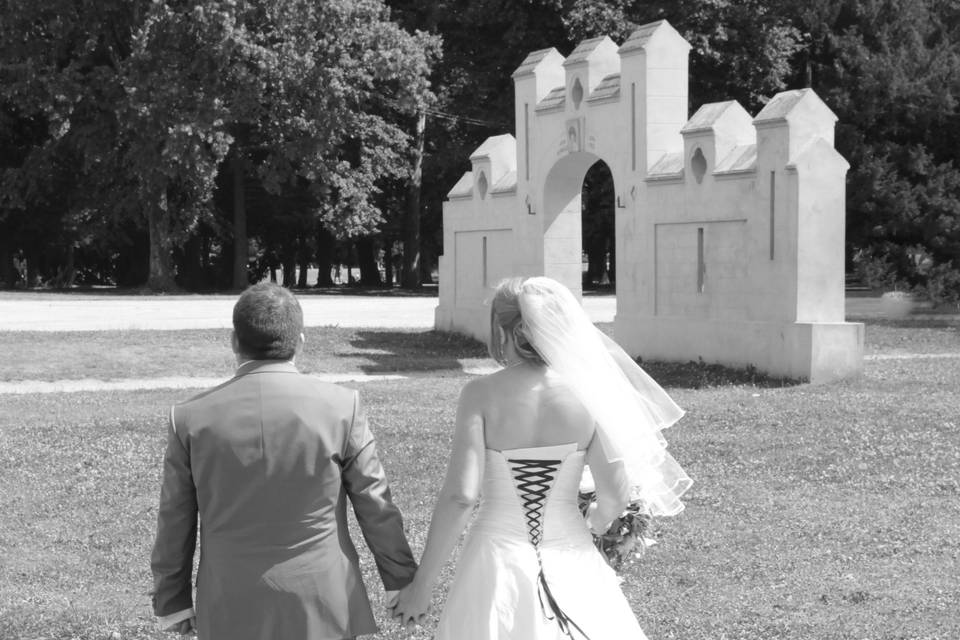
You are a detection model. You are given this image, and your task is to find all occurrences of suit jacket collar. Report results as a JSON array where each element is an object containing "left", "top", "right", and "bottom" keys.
[{"left": 235, "top": 359, "right": 299, "bottom": 377}]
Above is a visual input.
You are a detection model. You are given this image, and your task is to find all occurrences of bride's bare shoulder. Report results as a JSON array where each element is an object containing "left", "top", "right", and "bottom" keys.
[
  {"left": 458, "top": 371, "right": 494, "bottom": 403},
  {"left": 462, "top": 364, "right": 520, "bottom": 395}
]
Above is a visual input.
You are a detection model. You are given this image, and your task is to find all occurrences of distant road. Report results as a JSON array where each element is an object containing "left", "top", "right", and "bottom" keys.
[{"left": 0, "top": 291, "right": 893, "bottom": 332}]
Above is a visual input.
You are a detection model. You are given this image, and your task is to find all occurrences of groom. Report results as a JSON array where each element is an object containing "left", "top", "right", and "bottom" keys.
[{"left": 150, "top": 282, "right": 417, "bottom": 639}]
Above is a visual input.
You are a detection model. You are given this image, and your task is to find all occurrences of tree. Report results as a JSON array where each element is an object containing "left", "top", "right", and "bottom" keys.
[
  {"left": 564, "top": 0, "right": 803, "bottom": 112},
  {"left": 788, "top": 0, "right": 960, "bottom": 302},
  {"left": 401, "top": 110, "right": 426, "bottom": 288},
  {"left": 386, "top": 0, "right": 568, "bottom": 286},
  {"left": 0, "top": 0, "right": 141, "bottom": 288},
  {"left": 124, "top": 0, "right": 438, "bottom": 290},
  {"left": 1, "top": 0, "right": 438, "bottom": 291}
]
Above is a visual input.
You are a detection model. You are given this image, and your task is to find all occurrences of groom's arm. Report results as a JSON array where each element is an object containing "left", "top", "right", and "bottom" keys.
[
  {"left": 150, "top": 407, "right": 198, "bottom": 622},
  {"left": 341, "top": 391, "right": 417, "bottom": 590}
]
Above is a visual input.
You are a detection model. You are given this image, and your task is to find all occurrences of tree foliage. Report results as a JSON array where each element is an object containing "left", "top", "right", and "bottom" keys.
[
  {"left": 788, "top": 0, "right": 960, "bottom": 302},
  {"left": 1, "top": 0, "right": 438, "bottom": 289}
]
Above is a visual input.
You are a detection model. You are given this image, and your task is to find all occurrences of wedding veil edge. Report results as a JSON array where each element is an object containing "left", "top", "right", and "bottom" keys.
[{"left": 517, "top": 277, "right": 692, "bottom": 517}]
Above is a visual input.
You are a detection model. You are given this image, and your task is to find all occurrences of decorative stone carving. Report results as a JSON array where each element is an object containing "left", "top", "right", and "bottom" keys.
[
  {"left": 690, "top": 148, "right": 707, "bottom": 184},
  {"left": 571, "top": 78, "right": 584, "bottom": 110}
]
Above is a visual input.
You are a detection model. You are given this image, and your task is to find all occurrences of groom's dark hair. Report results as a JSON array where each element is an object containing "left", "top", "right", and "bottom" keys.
[{"left": 233, "top": 282, "right": 304, "bottom": 360}]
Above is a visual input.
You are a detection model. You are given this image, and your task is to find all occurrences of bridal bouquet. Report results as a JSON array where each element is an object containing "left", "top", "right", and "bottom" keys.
[{"left": 578, "top": 468, "right": 655, "bottom": 573}]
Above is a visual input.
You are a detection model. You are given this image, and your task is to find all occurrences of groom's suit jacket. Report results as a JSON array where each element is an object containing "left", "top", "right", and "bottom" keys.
[{"left": 150, "top": 360, "right": 416, "bottom": 640}]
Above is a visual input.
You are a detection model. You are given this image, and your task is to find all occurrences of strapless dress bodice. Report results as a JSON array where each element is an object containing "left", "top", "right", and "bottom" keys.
[{"left": 471, "top": 443, "right": 593, "bottom": 550}]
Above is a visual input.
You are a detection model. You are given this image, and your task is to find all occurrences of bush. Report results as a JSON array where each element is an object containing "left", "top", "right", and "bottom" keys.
[
  {"left": 853, "top": 245, "right": 960, "bottom": 307},
  {"left": 920, "top": 261, "right": 960, "bottom": 308}
]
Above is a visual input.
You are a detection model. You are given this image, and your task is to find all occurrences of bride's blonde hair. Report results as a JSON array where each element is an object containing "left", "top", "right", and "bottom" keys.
[{"left": 489, "top": 277, "right": 544, "bottom": 365}]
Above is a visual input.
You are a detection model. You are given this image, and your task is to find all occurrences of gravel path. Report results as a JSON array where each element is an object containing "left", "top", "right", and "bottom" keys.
[{"left": 0, "top": 292, "right": 617, "bottom": 331}]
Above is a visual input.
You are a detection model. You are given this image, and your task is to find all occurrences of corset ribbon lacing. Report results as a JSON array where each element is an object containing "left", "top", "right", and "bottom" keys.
[{"left": 508, "top": 458, "right": 591, "bottom": 640}]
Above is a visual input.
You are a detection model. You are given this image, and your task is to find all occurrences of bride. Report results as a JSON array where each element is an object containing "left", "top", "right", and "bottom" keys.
[{"left": 392, "top": 276, "right": 692, "bottom": 638}]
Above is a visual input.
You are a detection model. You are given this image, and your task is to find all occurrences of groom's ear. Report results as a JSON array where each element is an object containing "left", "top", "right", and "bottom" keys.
[
  {"left": 230, "top": 330, "right": 241, "bottom": 355},
  {"left": 297, "top": 332, "right": 306, "bottom": 354}
]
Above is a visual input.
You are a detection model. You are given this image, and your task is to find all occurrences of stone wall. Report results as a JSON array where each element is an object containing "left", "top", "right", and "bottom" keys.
[{"left": 435, "top": 20, "right": 863, "bottom": 382}]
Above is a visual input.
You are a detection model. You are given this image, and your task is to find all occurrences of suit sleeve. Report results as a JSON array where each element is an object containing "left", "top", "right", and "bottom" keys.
[
  {"left": 341, "top": 391, "right": 418, "bottom": 590},
  {"left": 150, "top": 406, "right": 198, "bottom": 617}
]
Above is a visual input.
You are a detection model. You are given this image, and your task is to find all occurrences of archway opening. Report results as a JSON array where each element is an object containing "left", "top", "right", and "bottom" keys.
[
  {"left": 581, "top": 160, "right": 615, "bottom": 294},
  {"left": 542, "top": 152, "right": 616, "bottom": 318}
]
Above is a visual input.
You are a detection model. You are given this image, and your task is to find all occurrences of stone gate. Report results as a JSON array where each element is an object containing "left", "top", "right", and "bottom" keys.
[{"left": 434, "top": 20, "right": 863, "bottom": 382}]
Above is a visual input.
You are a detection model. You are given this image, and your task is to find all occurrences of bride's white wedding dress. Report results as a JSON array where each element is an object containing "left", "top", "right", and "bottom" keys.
[{"left": 435, "top": 443, "right": 648, "bottom": 639}]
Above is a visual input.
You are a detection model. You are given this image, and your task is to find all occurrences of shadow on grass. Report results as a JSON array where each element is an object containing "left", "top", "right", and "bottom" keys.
[
  {"left": 346, "top": 328, "right": 802, "bottom": 388},
  {"left": 639, "top": 358, "right": 804, "bottom": 389},
  {"left": 347, "top": 330, "right": 488, "bottom": 373},
  {"left": 595, "top": 322, "right": 802, "bottom": 388}
]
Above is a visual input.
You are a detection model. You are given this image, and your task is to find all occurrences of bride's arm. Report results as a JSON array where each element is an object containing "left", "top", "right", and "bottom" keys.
[
  {"left": 584, "top": 435, "right": 631, "bottom": 534},
  {"left": 393, "top": 379, "right": 486, "bottom": 623}
]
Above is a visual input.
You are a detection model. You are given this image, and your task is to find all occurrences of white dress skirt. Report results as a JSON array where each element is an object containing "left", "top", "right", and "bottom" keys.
[{"left": 435, "top": 443, "right": 648, "bottom": 640}]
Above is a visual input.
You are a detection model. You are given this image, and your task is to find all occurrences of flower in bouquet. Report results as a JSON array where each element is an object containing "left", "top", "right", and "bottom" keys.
[{"left": 578, "top": 467, "right": 656, "bottom": 573}]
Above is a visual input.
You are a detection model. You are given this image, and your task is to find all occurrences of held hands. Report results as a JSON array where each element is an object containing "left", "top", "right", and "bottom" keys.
[
  {"left": 164, "top": 616, "right": 196, "bottom": 636},
  {"left": 389, "top": 580, "right": 432, "bottom": 629}
]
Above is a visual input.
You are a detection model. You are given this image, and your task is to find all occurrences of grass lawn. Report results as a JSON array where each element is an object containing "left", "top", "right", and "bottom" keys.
[
  {"left": 1, "top": 317, "right": 959, "bottom": 639},
  {"left": 0, "top": 327, "right": 488, "bottom": 381}
]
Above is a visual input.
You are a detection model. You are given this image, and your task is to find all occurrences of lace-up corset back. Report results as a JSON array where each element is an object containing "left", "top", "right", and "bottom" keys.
[
  {"left": 475, "top": 443, "right": 591, "bottom": 549},
  {"left": 436, "top": 440, "right": 650, "bottom": 640}
]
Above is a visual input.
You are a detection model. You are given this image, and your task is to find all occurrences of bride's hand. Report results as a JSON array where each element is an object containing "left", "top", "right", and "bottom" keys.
[
  {"left": 391, "top": 581, "right": 432, "bottom": 628},
  {"left": 585, "top": 501, "right": 612, "bottom": 535}
]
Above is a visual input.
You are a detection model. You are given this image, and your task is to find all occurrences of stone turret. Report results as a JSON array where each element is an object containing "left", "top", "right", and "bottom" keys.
[
  {"left": 754, "top": 89, "right": 838, "bottom": 168},
  {"left": 468, "top": 134, "right": 516, "bottom": 201},
  {"left": 619, "top": 20, "right": 690, "bottom": 174},
  {"left": 681, "top": 101, "right": 755, "bottom": 183},
  {"left": 562, "top": 37, "right": 620, "bottom": 103},
  {"left": 512, "top": 48, "right": 565, "bottom": 186}
]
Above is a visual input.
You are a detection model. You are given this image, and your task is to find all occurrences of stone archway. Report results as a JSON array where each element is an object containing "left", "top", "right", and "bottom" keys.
[{"left": 434, "top": 20, "right": 863, "bottom": 382}]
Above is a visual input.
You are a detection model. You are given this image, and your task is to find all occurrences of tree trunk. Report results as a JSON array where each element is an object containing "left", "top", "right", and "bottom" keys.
[
  {"left": 54, "top": 244, "right": 76, "bottom": 288},
  {"left": 401, "top": 111, "right": 426, "bottom": 289},
  {"left": 24, "top": 253, "right": 36, "bottom": 288},
  {"left": 356, "top": 237, "right": 382, "bottom": 287},
  {"left": 384, "top": 238, "right": 395, "bottom": 287},
  {"left": 419, "top": 241, "right": 434, "bottom": 284},
  {"left": 232, "top": 154, "right": 248, "bottom": 290},
  {"left": 0, "top": 232, "right": 13, "bottom": 289},
  {"left": 297, "top": 237, "right": 309, "bottom": 288},
  {"left": 146, "top": 189, "right": 178, "bottom": 291},
  {"left": 585, "top": 236, "right": 606, "bottom": 289},
  {"left": 347, "top": 243, "right": 356, "bottom": 285},
  {"left": 281, "top": 243, "right": 297, "bottom": 288},
  {"left": 315, "top": 228, "right": 335, "bottom": 287},
  {"left": 180, "top": 234, "right": 205, "bottom": 291}
]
